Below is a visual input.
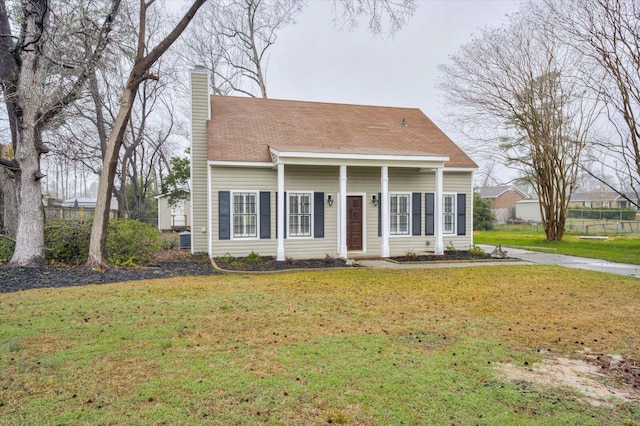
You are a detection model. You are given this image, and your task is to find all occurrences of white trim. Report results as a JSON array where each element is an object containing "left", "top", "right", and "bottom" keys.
[
  {"left": 442, "top": 193, "right": 457, "bottom": 235},
  {"left": 270, "top": 147, "right": 448, "bottom": 169},
  {"left": 388, "top": 192, "right": 412, "bottom": 237},
  {"left": 209, "top": 160, "right": 274, "bottom": 168},
  {"left": 346, "top": 192, "right": 367, "bottom": 254},
  {"left": 229, "top": 190, "right": 260, "bottom": 240},
  {"left": 443, "top": 167, "right": 479, "bottom": 172},
  {"left": 339, "top": 165, "right": 348, "bottom": 258},
  {"left": 277, "top": 163, "right": 285, "bottom": 261},
  {"left": 207, "top": 164, "right": 212, "bottom": 256},
  {"left": 434, "top": 167, "right": 444, "bottom": 255},
  {"left": 286, "top": 191, "right": 314, "bottom": 239},
  {"left": 381, "top": 167, "right": 389, "bottom": 257},
  {"left": 469, "top": 179, "right": 474, "bottom": 243}
]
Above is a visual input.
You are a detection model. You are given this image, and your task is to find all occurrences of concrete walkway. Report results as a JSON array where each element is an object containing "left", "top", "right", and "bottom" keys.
[{"left": 357, "top": 245, "right": 639, "bottom": 278}]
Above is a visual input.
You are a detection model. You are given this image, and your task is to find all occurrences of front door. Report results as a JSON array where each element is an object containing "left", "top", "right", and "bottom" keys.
[{"left": 347, "top": 196, "right": 363, "bottom": 251}]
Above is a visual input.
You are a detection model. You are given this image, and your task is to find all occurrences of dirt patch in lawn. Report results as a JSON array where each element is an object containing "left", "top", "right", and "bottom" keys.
[{"left": 496, "top": 352, "right": 640, "bottom": 407}]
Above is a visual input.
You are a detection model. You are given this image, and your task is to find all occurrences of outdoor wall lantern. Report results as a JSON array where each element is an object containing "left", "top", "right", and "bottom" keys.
[
  {"left": 371, "top": 194, "right": 379, "bottom": 207},
  {"left": 327, "top": 194, "right": 333, "bottom": 207}
]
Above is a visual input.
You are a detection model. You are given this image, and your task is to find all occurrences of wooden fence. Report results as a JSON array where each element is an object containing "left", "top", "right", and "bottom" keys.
[{"left": 44, "top": 207, "right": 120, "bottom": 222}]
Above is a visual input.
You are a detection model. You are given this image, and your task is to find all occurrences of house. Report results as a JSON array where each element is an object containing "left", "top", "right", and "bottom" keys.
[
  {"left": 476, "top": 185, "right": 529, "bottom": 223},
  {"left": 156, "top": 194, "right": 191, "bottom": 232},
  {"left": 189, "top": 69, "right": 477, "bottom": 260},
  {"left": 568, "top": 191, "right": 639, "bottom": 210}
]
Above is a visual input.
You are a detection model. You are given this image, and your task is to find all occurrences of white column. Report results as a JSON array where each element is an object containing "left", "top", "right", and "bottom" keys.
[
  {"left": 381, "top": 166, "right": 390, "bottom": 257},
  {"left": 339, "top": 165, "right": 348, "bottom": 258},
  {"left": 277, "top": 162, "right": 285, "bottom": 261},
  {"left": 434, "top": 167, "right": 444, "bottom": 255}
]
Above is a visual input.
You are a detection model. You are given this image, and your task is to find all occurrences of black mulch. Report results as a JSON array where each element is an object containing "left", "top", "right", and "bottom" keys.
[
  {"left": 389, "top": 251, "right": 495, "bottom": 262},
  {"left": 214, "top": 256, "right": 348, "bottom": 272},
  {"left": 0, "top": 254, "right": 218, "bottom": 294}
]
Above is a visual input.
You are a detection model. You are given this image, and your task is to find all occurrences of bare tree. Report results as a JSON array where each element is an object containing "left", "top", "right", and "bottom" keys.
[
  {"left": 0, "top": 0, "right": 120, "bottom": 266},
  {"left": 332, "top": 0, "right": 416, "bottom": 36},
  {"left": 87, "top": 0, "right": 207, "bottom": 268},
  {"left": 179, "top": 0, "right": 416, "bottom": 98},
  {"left": 180, "top": 0, "right": 305, "bottom": 98},
  {"left": 546, "top": 0, "right": 640, "bottom": 208},
  {"left": 438, "top": 7, "right": 600, "bottom": 241}
]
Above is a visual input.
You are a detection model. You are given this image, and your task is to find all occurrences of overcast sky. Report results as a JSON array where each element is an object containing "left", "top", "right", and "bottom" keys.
[{"left": 266, "top": 0, "right": 521, "bottom": 124}]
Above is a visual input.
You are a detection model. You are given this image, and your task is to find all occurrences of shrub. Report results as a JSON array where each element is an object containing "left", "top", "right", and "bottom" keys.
[
  {"left": 45, "top": 221, "right": 92, "bottom": 265},
  {"left": 473, "top": 192, "right": 495, "bottom": 230},
  {"left": 246, "top": 251, "right": 261, "bottom": 264},
  {"left": 405, "top": 251, "right": 418, "bottom": 261},
  {"left": 0, "top": 236, "right": 15, "bottom": 265},
  {"left": 106, "top": 219, "right": 163, "bottom": 266},
  {"left": 3, "top": 220, "right": 163, "bottom": 266},
  {"left": 445, "top": 241, "right": 458, "bottom": 253},
  {"left": 467, "top": 244, "right": 486, "bottom": 257}
]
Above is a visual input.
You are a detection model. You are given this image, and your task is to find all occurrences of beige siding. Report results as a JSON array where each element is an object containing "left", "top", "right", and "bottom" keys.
[
  {"left": 210, "top": 166, "right": 340, "bottom": 259},
  {"left": 190, "top": 71, "right": 210, "bottom": 253},
  {"left": 157, "top": 196, "right": 191, "bottom": 231},
  {"left": 442, "top": 171, "right": 474, "bottom": 251},
  {"left": 209, "top": 165, "right": 473, "bottom": 259}
]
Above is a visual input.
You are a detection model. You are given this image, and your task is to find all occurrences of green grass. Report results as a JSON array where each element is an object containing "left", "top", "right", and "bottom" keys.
[
  {"left": 2, "top": 268, "right": 640, "bottom": 424},
  {"left": 475, "top": 227, "right": 640, "bottom": 265}
]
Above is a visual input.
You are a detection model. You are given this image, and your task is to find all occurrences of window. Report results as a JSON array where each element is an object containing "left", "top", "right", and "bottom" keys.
[
  {"left": 602, "top": 201, "right": 610, "bottom": 208},
  {"left": 443, "top": 194, "right": 456, "bottom": 234},
  {"left": 289, "top": 193, "right": 311, "bottom": 237},
  {"left": 233, "top": 192, "right": 257, "bottom": 238},
  {"left": 390, "top": 194, "right": 410, "bottom": 235}
]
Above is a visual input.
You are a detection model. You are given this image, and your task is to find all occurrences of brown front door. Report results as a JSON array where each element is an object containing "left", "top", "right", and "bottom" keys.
[{"left": 347, "top": 196, "right": 363, "bottom": 251}]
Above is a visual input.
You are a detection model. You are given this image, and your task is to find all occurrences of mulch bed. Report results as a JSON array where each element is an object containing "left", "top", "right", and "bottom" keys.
[
  {"left": 0, "top": 253, "right": 217, "bottom": 294},
  {"left": 389, "top": 250, "right": 496, "bottom": 262},
  {"left": 214, "top": 255, "right": 348, "bottom": 272},
  {"left": 0, "top": 249, "right": 508, "bottom": 294}
]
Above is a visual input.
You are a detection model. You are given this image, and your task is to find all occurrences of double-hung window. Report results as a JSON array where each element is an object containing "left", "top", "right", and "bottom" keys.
[
  {"left": 289, "top": 192, "right": 311, "bottom": 237},
  {"left": 390, "top": 194, "right": 410, "bottom": 235},
  {"left": 233, "top": 192, "right": 257, "bottom": 238},
  {"left": 443, "top": 194, "right": 456, "bottom": 234}
]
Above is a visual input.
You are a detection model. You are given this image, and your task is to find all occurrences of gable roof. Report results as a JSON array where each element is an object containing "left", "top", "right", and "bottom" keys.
[
  {"left": 207, "top": 96, "right": 477, "bottom": 168},
  {"left": 476, "top": 185, "right": 528, "bottom": 199},
  {"left": 570, "top": 191, "right": 626, "bottom": 202}
]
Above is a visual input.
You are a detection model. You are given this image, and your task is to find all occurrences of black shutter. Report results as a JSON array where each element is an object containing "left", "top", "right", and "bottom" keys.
[
  {"left": 457, "top": 193, "right": 466, "bottom": 236},
  {"left": 412, "top": 192, "right": 421, "bottom": 236},
  {"left": 259, "top": 191, "right": 270, "bottom": 239},
  {"left": 377, "top": 192, "right": 382, "bottom": 237},
  {"left": 219, "top": 191, "right": 230, "bottom": 240},
  {"left": 425, "top": 193, "right": 434, "bottom": 236},
  {"left": 314, "top": 192, "right": 324, "bottom": 238}
]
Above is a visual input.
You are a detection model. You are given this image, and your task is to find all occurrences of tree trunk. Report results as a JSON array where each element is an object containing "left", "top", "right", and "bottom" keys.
[
  {"left": 0, "top": 169, "right": 17, "bottom": 234},
  {"left": 87, "top": 87, "right": 137, "bottom": 268},
  {"left": 10, "top": 128, "right": 46, "bottom": 266}
]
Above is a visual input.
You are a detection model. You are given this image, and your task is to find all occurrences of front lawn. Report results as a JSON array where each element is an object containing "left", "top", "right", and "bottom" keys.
[
  {"left": 475, "top": 228, "right": 640, "bottom": 265},
  {"left": 2, "top": 267, "right": 640, "bottom": 424}
]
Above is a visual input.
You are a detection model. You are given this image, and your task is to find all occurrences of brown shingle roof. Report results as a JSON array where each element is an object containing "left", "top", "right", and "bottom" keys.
[{"left": 207, "top": 96, "right": 477, "bottom": 168}]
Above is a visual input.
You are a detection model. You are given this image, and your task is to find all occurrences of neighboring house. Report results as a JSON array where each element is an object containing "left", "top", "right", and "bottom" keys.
[
  {"left": 156, "top": 194, "right": 191, "bottom": 232},
  {"left": 569, "top": 191, "right": 639, "bottom": 210},
  {"left": 476, "top": 185, "right": 529, "bottom": 224},
  {"left": 189, "top": 69, "right": 478, "bottom": 260}
]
